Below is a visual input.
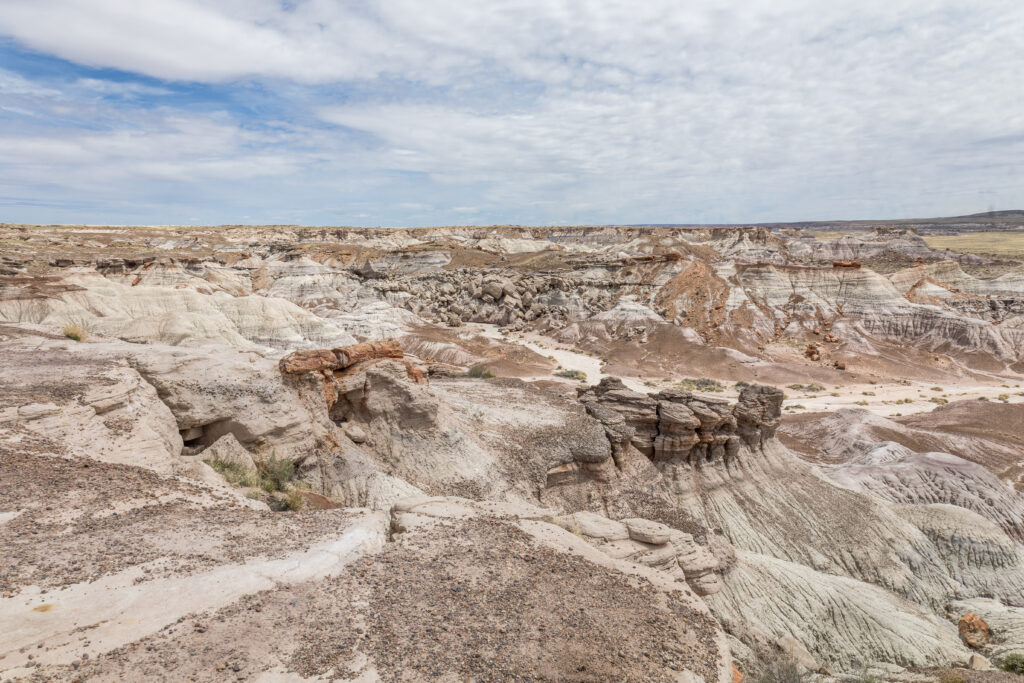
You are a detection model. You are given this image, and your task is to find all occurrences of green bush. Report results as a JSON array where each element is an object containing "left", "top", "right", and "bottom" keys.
[
  {"left": 467, "top": 365, "right": 495, "bottom": 379},
  {"left": 256, "top": 453, "right": 295, "bottom": 492},
  {"left": 203, "top": 458, "right": 260, "bottom": 488},
  {"left": 1001, "top": 653, "right": 1024, "bottom": 674}
]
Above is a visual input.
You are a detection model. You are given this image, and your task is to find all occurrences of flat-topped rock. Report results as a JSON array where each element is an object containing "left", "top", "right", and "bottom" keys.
[{"left": 622, "top": 518, "right": 673, "bottom": 544}]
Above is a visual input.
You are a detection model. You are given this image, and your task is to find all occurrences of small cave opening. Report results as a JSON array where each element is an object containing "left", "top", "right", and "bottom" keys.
[{"left": 178, "top": 418, "right": 253, "bottom": 456}]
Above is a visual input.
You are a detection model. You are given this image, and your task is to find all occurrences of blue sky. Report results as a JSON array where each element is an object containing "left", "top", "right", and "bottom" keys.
[{"left": 0, "top": 0, "right": 1022, "bottom": 226}]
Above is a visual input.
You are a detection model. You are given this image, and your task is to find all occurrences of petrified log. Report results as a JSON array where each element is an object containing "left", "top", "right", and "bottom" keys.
[
  {"left": 279, "top": 349, "right": 340, "bottom": 374},
  {"left": 332, "top": 338, "right": 403, "bottom": 368}
]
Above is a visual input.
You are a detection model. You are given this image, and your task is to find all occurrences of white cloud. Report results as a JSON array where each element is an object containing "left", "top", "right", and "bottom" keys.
[
  {"left": 0, "top": 0, "right": 1022, "bottom": 223},
  {"left": 75, "top": 78, "right": 172, "bottom": 97}
]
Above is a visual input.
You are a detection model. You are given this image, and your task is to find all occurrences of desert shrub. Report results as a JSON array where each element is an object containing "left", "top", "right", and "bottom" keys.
[
  {"left": 787, "top": 383, "right": 805, "bottom": 390},
  {"left": 203, "top": 458, "right": 260, "bottom": 488},
  {"left": 257, "top": 453, "right": 295, "bottom": 492},
  {"left": 861, "top": 391, "right": 875, "bottom": 396},
  {"left": 1001, "top": 653, "right": 1024, "bottom": 674},
  {"left": 467, "top": 365, "right": 495, "bottom": 379},
  {"left": 679, "top": 378, "right": 725, "bottom": 392},
  {"left": 755, "top": 657, "right": 805, "bottom": 683},
  {"left": 999, "top": 393, "right": 1010, "bottom": 402},
  {"left": 931, "top": 386, "right": 943, "bottom": 392},
  {"left": 854, "top": 400, "right": 869, "bottom": 406},
  {"left": 556, "top": 369, "right": 587, "bottom": 381},
  {"left": 62, "top": 322, "right": 86, "bottom": 341},
  {"left": 281, "top": 489, "right": 306, "bottom": 511},
  {"left": 930, "top": 397, "right": 948, "bottom": 405},
  {"left": 735, "top": 380, "right": 750, "bottom": 388},
  {"left": 806, "top": 383, "right": 825, "bottom": 391},
  {"left": 265, "top": 488, "right": 306, "bottom": 511}
]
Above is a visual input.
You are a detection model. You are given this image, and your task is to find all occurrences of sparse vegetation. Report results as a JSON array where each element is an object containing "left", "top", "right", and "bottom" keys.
[
  {"left": 937, "top": 671, "right": 965, "bottom": 683},
  {"left": 256, "top": 453, "right": 295, "bottom": 493},
  {"left": 787, "top": 382, "right": 825, "bottom": 392},
  {"left": 206, "top": 452, "right": 304, "bottom": 512},
  {"left": 555, "top": 369, "right": 587, "bottom": 381},
  {"left": 1000, "top": 653, "right": 1024, "bottom": 674},
  {"left": 999, "top": 393, "right": 1010, "bottom": 402},
  {"left": 923, "top": 231, "right": 1024, "bottom": 258},
  {"left": 679, "top": 378, "right": 725, "bottom": 392},
  {"left": 273, "top": 488, "right": 306, "bottom": 512},
  {"left": 929, "top": 397, "right": 948, "bottom": 405},
  {"left": 861, "top": 391, "right": 875, "bottom": 396},
  {"left": 203, "top": 458, "right": 260, "bottom": 488},
  {"left": 855, "top": 400, "right": 869, "bottom": 406},
  {"left": 735, "top": 380, "right": 750, "bottom": 388},
  {"left": 754, "top": 656, "right": 806, "bottom": 683},
  {"left": 468, "top": 365, "right": 495, "bottom": 379},
  {"left": 62, "top": 322, "right": 86, "bottom": 341}
]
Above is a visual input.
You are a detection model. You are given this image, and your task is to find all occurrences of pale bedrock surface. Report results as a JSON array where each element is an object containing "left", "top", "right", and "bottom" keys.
[
  {"left": 708, "top": 550, "right": 971, "bottom": 670},
  {"left": 0, "top": 272, "right": 355, "bottom": 350},
  {"left": 825, "top": 441, "right": 1024, "bottom": 543}
]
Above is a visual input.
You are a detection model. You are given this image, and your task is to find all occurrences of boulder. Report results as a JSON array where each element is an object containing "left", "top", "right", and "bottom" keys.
[
  {"left": 200, "top": 433, "right": 257, "bottom": 472},
  {"left": 958, "top": 612, "right": 989, "bottom": 649},
  {"left": 622, "top": 518, "right": 673, "bottom": 545},
  {"left": 968, "top": 653, "right": 993, "bottom": 670},
  {"left": 344, "top": 423, "right": 368, "bottom": 444},
  {"left": 279, "top": 349, "right": 340, "bottom": 374},
  {"left": 481, "top": 281, "right": 505, "bottom": 300},
  {"left": 560, "top": 512, "right": 630, "bottom": 541}
]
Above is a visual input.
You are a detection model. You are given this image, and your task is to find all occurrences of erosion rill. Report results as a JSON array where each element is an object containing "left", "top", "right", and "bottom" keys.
[{"left": 2, "top": 221, "right": 1024, "bottom": 680}]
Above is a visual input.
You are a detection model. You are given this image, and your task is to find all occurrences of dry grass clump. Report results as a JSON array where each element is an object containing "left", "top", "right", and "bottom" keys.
[
  {"left": 203, "top": 458, "right": 260, "bottom": 487},
  {"left": 62, "top": 322, "right": 87, "bottom": 341},
  {"left": 679, "top": 377, "right": 725, "bottom": 392},
  {"left": 555, "top": 369, "right": 587, "bottom": 381},
  {"left": 204, "top": 453, "right": 305, "bottom": 511}
]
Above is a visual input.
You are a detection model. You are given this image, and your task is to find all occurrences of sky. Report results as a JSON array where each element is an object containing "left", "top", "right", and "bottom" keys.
[{"left": 0, "top": 0, "right": 1022, "bottom": 226}]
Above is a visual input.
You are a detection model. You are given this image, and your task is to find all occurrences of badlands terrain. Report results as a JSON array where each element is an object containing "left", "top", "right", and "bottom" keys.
[{"left": 2, "top": 217, "right": 1024, "bottom": 681}]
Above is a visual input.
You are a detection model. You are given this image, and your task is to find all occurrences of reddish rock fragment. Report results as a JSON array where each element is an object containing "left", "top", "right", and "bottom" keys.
[
  {"left": 333, "top": 339, "right": 403, "bottom": 368},
  {"left": 279, "top": 349, "right": 341, "bottom": 374},
  {"left": 958, "top": 612, "right": 989, "bottom": 649}
]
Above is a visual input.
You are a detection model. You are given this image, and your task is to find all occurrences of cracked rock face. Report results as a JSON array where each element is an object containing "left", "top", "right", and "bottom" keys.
[{"left": 579, "top": 379, "right": 783, "bottom": 465}]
